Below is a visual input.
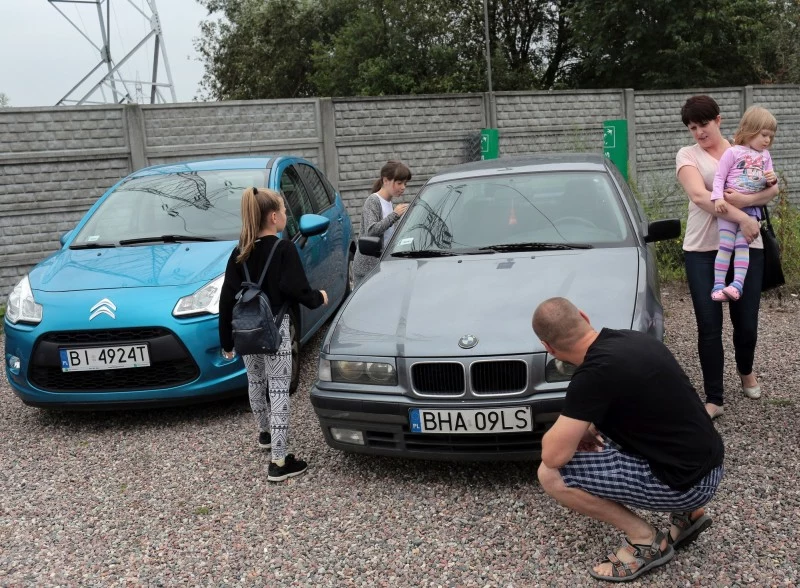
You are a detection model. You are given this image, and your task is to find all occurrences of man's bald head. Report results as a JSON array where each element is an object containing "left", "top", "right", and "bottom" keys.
[{"left": 532, "top": 297, "right": 592, "bottom": 352}]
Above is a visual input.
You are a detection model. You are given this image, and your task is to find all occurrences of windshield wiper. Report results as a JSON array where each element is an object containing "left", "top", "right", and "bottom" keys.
[
  {"left": 119, "top": 235, "right": 219, "bottom": 245},
  {"left": 390, "top": 249, "right": 459, "bottom": 258},
  {"left": 69, "top": 242, "right": 117, "bottom": 249},
  {"left": 478, "top": 242, "right": 594, "bottom": 252}
]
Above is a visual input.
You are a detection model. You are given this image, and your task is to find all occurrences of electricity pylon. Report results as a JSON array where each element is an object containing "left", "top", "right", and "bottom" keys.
[{"left": 48, "top": 0, "right": 177, "bottom": 105}]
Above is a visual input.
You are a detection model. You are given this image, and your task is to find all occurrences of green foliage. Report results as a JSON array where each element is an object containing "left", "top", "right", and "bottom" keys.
[
  {"left": 0, "top": 93, "right": 9, "bottom": 107},
  {"left": 565, "top": 0, "right": 776, "bottom": 89},
  {"left": 630, "top": 176, "right": 687, "bottom": 282},
  {"left": 0, "top": 304, "right": 5, "bottom": 318},
  {"left": 770, "top": 179, "right": 800, "bottom": 293},
  {"left": 195, "top": 0, "right": 800, "bottom": 97}
]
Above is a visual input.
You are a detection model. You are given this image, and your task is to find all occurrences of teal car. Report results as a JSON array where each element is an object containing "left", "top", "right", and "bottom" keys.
[{"left": 3, "top": 156, "right": 353, "bottom": 408}]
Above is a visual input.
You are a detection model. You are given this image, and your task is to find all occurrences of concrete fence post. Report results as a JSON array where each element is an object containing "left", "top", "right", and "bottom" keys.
[
  {"left": 319, "top": 98, "right": 340, "bottom": 188},
  {"left": 124, "top": 104, "right": 147, "bottom": 172},
  {"left": 743, "top": 85, "right": 754, "bottom": 113},
  {"left": 623, "top": 89, "right": 637, "bottom": 184}
]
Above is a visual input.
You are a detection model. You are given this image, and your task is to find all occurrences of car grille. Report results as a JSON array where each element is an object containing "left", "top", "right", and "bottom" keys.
[
  {"left": 29, "top": 328, "right": 200, "bottom": 393},
  {"left": 471, "top": 360, "right": 527, "bottom": 394},
  {"left": 411, "top": 363, "right": 465, "bottom": 395},
  {"left": 364, "top": 429, "right": 547, "bottom": 456}
]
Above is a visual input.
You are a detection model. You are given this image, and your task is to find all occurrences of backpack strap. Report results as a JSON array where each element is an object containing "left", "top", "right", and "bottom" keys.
[{"left": 241, "top": 239, "right": 281, "bottom": 285}]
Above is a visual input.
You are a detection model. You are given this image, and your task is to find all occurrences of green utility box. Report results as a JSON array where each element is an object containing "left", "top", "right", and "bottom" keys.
[
  {"left": 603, "top": 119, "right": 628, "bottom": 181},
  {"left": 481, "top": 128, "right": 499, "bottom": 160}
]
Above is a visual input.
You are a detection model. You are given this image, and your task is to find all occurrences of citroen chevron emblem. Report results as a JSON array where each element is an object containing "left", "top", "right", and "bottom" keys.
[
  {"left": 458, "top": 334, "right": 478, "bottom": 349},
  {"left": 89, "top": 298, "right": 117, "bottom": 321}
]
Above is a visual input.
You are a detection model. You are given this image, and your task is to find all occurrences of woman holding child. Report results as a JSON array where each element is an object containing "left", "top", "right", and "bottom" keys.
[{"left": 676, "top": 95, "right": 779, "bottom": 420}]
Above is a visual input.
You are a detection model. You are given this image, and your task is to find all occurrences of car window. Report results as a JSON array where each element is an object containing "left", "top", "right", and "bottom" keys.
[
  {"left": 280, "top": 166, "right": 315, "bottom": 239},
  {"left": 296, "top": 163, "right": 333, "bottom": 212},
  {"left": 388, "top": 171, "right": 634, "bottom": 254},
  {"left": 72, "top": 169, "right": 266, "bottom": 244}
]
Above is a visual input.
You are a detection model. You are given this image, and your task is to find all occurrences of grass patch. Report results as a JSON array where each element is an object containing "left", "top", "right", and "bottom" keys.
[
  {"left": 194, "top": 506, "right": 211, "bottom": 516},
  {"left": 767, "top": 398, "right": 795, "bottom": 407},
  {"left": 0, "top": 304, "right": 5, "bottom": 319}
]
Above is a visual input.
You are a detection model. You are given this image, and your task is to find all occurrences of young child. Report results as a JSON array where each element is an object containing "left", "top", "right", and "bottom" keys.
[
  {"left": 219, "top": 187, "right": 328, "bottom": 482},
  {"left": 710, "top": 106, "right": 778, "bottom": 302}
]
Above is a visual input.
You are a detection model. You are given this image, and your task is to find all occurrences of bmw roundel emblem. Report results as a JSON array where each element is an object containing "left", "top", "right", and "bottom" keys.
[{"left": 458, "top": 335, "right": 478, "bottom": 349}]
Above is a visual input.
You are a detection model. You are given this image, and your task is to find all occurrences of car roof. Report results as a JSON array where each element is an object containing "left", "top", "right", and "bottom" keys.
[
  {"left": 130, "top": 156, "right": 277, "bottom": 177},
  {"left": 427, "top": 153, "right": 609, "bottom": 183}
]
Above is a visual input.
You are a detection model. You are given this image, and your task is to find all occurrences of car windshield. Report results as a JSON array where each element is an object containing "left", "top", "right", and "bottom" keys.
[
  {"left": 71, "top": 169, "right": 265, "bottom": 245},
  {"left": 388, "top": 171, "right": 633, "bottom": 255}
]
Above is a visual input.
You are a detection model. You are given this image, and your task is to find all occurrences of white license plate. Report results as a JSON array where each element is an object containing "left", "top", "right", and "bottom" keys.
[
  {"left": 59, "top": 344, "right": 151, "bottom": 372},
  {"left": 409, "top": 407, "right": 532, "bottom": 434}
]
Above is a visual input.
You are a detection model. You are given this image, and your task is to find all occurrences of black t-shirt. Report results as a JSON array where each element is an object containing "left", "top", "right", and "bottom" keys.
[
  {"left": 218, "top": 236, "right": 324, "bottom": 352},
  {"left": 563, "top": 328, "right": 724, "bottom": 491}
]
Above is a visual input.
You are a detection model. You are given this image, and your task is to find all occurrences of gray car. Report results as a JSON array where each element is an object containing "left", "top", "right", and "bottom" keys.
[{"left": 310, "top": 154, "right": 680, "bottom": 460}]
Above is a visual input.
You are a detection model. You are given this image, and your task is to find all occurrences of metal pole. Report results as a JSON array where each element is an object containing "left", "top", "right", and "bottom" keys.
[{"left": 483, "top": 0, "right": 493, "bottom": 93}]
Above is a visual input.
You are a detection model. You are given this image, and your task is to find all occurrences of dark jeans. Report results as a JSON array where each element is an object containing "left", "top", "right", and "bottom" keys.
[{"left": 684, "top": 249, "right": 763, "bottom": 406}]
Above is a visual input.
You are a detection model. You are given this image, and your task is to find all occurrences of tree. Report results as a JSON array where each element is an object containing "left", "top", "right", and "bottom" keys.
[
  {"left": 565, "top": 0, "right": 776, "bottom": 89},
  {"left": 196, "top": 0, "right": 346, "bottom": 99},
  {"left": 0, "top": 93, "right": 9, "bottom": 107}
]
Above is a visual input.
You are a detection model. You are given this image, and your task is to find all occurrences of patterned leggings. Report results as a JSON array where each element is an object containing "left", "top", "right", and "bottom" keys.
[
  {"left": 242, "top": 315, "right": 291, "bottom": 461},
  {"left": 714, "top": 217, "right": 752, "bottom": 291}
]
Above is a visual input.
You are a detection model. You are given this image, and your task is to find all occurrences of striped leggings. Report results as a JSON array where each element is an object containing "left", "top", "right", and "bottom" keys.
[
  {"left": 714, "top": 217, "right": 754, "bottom": 291},
  {"left": 242, "top": 315, "right": 291, "bottom": 461}
]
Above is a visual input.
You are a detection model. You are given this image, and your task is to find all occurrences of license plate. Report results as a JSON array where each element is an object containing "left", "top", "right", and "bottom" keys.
[
  {"left": 59, "top": 344, "right": 151, "bottom": 372},
  {"left": 409, "top": 407, "right": 532, "bottom": 434}
]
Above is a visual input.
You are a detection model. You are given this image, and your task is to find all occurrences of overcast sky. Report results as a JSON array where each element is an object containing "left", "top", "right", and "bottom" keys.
[{"left": 1, "top": 0, "right": 210, "bottom": 107}]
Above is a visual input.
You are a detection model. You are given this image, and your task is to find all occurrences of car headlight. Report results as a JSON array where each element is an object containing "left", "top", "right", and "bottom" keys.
[
  {"left": 6, "top": 275, "right": 43, "bottom": 325},
  {"left": 323, "top": 359, "right": 397, "bottom": 386},
  {"left": 173, "top": 274, "right": 225, "bottom": 317},
  {"left": 545, "top": 355, "right": 577, "bottom": 383}
]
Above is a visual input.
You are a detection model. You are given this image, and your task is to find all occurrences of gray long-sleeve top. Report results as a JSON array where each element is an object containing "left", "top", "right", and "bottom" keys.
[{"left": 352, "top": 193, "right": 400, "bottom": 283}]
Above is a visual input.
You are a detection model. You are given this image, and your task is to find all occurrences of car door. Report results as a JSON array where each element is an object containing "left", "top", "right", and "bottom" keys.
[
  {"left": 295, "top": 161, "right": 347, "bottom": 304},
  {"left": 274, "top": 161, "right": 331, "bottom": 339}
]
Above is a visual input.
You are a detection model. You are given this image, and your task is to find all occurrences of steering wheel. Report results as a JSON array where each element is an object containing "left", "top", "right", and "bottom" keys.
[{"left": 558, "top": 216, "right": 598, "bottom": 229}]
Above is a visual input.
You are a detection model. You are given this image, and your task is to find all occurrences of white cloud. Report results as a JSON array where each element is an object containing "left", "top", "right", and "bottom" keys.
[{"left": 0, "top": 0, "right": 210, "bottom": 107}]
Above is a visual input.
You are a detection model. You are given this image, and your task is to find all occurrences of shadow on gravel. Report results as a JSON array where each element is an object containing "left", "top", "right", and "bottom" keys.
[
  {"left": 336, "top": 451, "right": 540, "bottom": 489},
  {"left": 26, "top": 394, "right": 252, "bottom": 432}
]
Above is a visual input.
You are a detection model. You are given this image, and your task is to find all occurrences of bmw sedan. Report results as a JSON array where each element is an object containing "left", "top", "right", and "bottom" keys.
[
  {"left": 310, "top": 154, "right": 680, "bottom": 460},
  {"left": 4, "top": 156, "right": 353, "bottom": 408}
]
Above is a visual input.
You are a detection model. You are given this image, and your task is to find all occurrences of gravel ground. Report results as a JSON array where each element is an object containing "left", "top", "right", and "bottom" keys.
[{"left": 1, "top": 283, "right": 798, "bottom": 587}]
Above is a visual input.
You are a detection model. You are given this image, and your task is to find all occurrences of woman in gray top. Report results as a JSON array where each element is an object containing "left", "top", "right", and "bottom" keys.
[{"left": 352, "top": 160, "right": 412, "bottom": 285}]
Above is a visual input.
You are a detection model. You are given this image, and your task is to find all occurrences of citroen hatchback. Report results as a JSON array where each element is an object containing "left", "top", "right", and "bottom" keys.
[{"left": 4, "top": 156, "right": 353, "bottom": 408}]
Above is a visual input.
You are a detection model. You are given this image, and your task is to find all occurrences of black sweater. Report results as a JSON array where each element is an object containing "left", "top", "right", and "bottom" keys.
[{"left": 218, "top": 236, "right": 324, "bottom": 352}]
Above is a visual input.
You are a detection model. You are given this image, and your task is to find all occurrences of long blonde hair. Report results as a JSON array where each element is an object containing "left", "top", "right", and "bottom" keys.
[
  {"left": 237, "top": 187, "right": 283, "bottom": 264},
  {"left": 734, "top": 106, "right": 777, "bottom": 146}
]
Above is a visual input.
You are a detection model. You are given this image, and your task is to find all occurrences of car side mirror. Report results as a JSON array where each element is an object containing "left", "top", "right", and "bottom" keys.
[
  {"left": 644, "top": 219, "right": 681, "bottom": 243},
  {"left": 59, "top": 230, "right": 73, "bottom": 247},
  {"left": 299, "top": 214, "right": 330, "bottom": 237},
  {"left": 358, "top": 236, "right": 382, "bottom": 257}
]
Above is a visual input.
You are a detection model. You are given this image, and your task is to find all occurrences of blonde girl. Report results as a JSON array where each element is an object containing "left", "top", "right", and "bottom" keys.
[{"left": 219, "top": 187, "right": 327, "bottom": 482}]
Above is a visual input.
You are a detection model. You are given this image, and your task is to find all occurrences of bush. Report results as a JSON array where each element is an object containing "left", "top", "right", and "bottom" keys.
[{"left": 770, "top": 178, "right": 800, "bottom": 295}]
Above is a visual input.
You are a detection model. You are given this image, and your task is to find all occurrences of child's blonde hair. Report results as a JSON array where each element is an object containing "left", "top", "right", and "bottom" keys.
[
  {"left": 734, "top": 106, "right": 777, "bottom": 147},
  {"left": 237, "top": 187, "right": 283, "bottom": 264}
]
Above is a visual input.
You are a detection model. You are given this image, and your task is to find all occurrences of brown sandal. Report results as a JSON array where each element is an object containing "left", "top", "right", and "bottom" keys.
[
  {"left": 668, "top": 511, "right": 713, "bottom": 550},
  {"left": 588, "top": 529, "right": 674, "bottom": 582}
]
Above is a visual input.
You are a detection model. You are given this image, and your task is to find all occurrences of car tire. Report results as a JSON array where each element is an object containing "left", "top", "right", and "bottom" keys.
[{"left": 289, "top": 311, "right": 300, "bottom": 395}]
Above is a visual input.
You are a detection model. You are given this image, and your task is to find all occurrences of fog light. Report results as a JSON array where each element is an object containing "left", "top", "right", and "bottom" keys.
[
  {"left": 8, "top": 355, "right": 21, "bottom": 374},
  {"left": 330, "top": 428, "right": 365, "bottom": 445}
]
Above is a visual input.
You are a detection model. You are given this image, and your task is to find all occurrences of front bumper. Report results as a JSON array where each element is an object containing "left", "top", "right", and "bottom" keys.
[{"left": 310, "top": 386, "right": 565, "bottom": 461}]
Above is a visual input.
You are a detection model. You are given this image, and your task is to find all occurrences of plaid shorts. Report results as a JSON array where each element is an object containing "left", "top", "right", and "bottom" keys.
[{"left": 559, "top": 442, "right": 724, "bottom": 512}]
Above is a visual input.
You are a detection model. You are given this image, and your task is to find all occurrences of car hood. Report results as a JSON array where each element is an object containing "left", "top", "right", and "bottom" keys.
[
  {"left": 329, "top": 248, "right": 641, "bottom": 357},
  {"left": 30, "top": 241, "right": 235, "bottom": 292}
]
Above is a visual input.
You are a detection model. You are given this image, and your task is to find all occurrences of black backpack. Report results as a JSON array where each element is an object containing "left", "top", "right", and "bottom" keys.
[{"left": 231, "top": 241, "right": 288, "bottom": 355}]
